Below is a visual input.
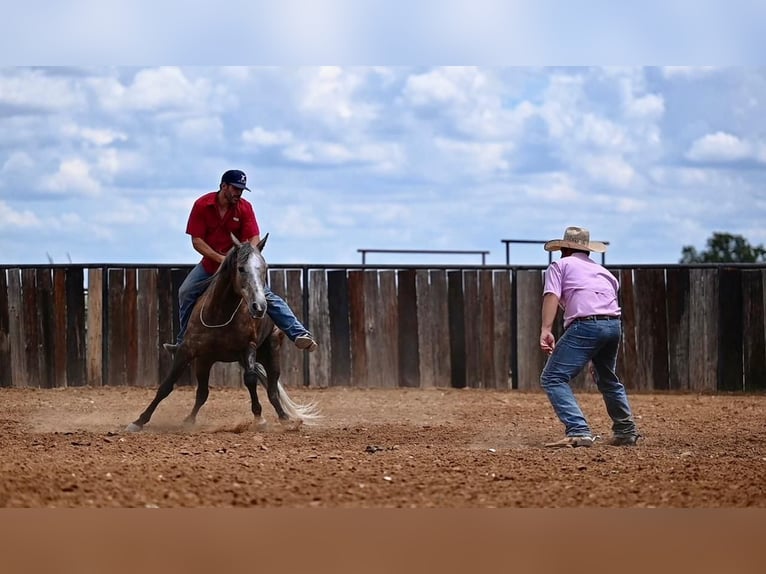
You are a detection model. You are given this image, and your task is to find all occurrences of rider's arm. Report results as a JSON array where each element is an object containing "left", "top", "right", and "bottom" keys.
[{"left": 191, "top": 236, "right": 226, "bottom": 265}]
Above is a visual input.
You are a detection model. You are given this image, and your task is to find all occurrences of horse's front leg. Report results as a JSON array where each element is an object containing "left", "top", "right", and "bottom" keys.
[
  {"left": 184, "top": 358, "right": 213, "bottom": 427},
  {"left": 243, "top": 345, "right": 267, "bottom": 428},
  {"left": 126, "top": 349, "right": 192, "bottom": 432}
]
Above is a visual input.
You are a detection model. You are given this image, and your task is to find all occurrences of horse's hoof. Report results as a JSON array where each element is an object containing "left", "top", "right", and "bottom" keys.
[
  {"left": 125, "top": 422, "right": 143, "bottom": 433},
  {"left": 279, "top": 418, "right": 303, "bottom": 432},
  {"left": 253, "top": 417, "right": 267, "bottom": 429}
]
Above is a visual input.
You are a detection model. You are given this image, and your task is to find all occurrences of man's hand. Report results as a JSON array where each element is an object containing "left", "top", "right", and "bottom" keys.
[{"left": 540, "top": 329, "right": 556, "bottom": 355}]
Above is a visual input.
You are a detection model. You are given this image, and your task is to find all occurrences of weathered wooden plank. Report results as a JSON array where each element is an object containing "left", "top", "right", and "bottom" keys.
[
  {"left": 616, "top": 269, "right": 638, "bottom": 391},
  {"left": 53, "top": 270, "right": 68, "bottom": 388},
  {"left": 666, "top": 268, "right": 690, "bottom": 391},
  {"left": 107, "top": 269, "right": 127, "bottom": 387},
  {"left": 742, "top": 270, "right": 766, "bottom": 391},
  {"left": 430, "top": 270, "right": 451, "bottom": 388},
  {"left": 0, "top": 270, "right": 11, "bottom": 387},
  {"left": 210, "top": 362, "right": 242, "bottom": 389},
  {"left": 136, "top": 269, "right": 159, "bottom": 388},
  {"left": 364, "top": 271, "right": 387, "bottom": 388},
  {"left": 688, "top": 268, "right": 718, "bottom": 393},
  {"left": 447, "top": 270, "right": 466, "bottom": 388},
  {"left": 65, "top": 268, "right": 86, "bottom": 387},
  {"left": 479, "top": 270, "right": 495, "bottom": 389},
  {"left": 515, "top": 270, "right": 545, "bottom": 391},
  {"left": 7, "top": 269, "right": 25, "bottom": 388},
  {"left": 492, "top": 270, "right": 511, "bottom": 390},
  {"left": 125, "top": 269, "right": 138, "bottom": 387},
  {"left": 463, "top": 271, "right": 481, "bottom": 388},
  {"left": 397, "top": 269, "right": 419, "bottom": 388},
  {"left": 308, "top": 270, "right": 331, "bottom": 388},
  {"left": 86, "top": 269, "right": 103, "bottom": 387},
  {"left": 282, "top": 269, "right": 305, "bottom": 388},
  {"left": 634, "top": 268, "right": 669, "bottom": 391},
  {"left": 717, "top": 268, "right": 743, "bottom": 391},
  {"left": 378, "top": 270, "right": 398, "bottom": 388},
  {"left": 348, "top": 270, "right": 366, "bottom": 388},
  {"left": 170, "top": 268, "right": 192, "bottom": 387},
  {"left": 328, "top": 270, "right": 351, "bottom": 388},
  {"left": 36, "top": 269, "right": 55, "bottom": 388},
  {"left": 21, "top": 269, "right": 40, "bottom": 387},
  {"left": 156, "top": 268, "right": 174, "bottom": 385},
  {"left": 268, "top": 269, "right": 288, "bottom": 388},
  {"left": 415, "top": 270, "right": 435, "bottom": 388}
]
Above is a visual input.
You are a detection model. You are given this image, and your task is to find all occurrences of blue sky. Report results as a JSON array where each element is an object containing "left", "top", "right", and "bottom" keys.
[{"left": 1, "top": 5, "right": 764, "bottom": 266}]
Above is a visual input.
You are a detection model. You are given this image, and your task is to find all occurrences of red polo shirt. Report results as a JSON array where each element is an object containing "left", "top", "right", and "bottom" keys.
[{"left": 185, "top": 191, "right": 260, "bottom": 274}]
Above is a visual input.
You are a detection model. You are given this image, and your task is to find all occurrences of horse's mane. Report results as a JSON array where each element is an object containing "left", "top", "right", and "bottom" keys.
[{"left": 204, "top": 242, "right": 258, "bottom": 289}]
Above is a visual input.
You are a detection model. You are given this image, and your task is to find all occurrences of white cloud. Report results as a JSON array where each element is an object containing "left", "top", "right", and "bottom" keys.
[
  {"left": 94, "top": 148, "right": 145, "bottom": 178},
  {"left": 524, "top": 174, "right": 580, "bottom": 201},
  {"left": 0, "top": 68, "right": 84, "bottom": 111},
  {"left": 614, "top": 197, "right": 646, "bottom": 213},
  {"left": 434, "top": 138, "right": 511, "bottom": 174},
  {"left": 1, "top": 151, "right": 34, "bottom": 176},
  {"left": 0, "top": 200, "right": 41, "bottom": 228},
  {"left": 578, "top": 114, "right": 628, "bottom": 150},
  {"left": 44, "top": 158, "right": 101, "bottom": 196},
  {"left": 174, "top": 116, "right": 224, "bottom": 142},
  {"left": 624, "top": 92, "right": 664, "bottom": 120},
  {"left": 61, "top": 123, "right": 128, "bottom": 146},
  {"left": 299, "top": 67, "right": 377, "bottom": 124},
  {"left": 403, "top": 67, "right": 483, "bottom": 106},
  {"left": 581, "top": 154, "right": 636, "bottom": 188},
  {"left": 402, "top": 67, "right": 534, "bottom": 140},
  {"left": 92, "top": 67, "right": 222, "bottom": 115},
  {"left": 242, "top": 126, "right": 294, "bottom": 147},
  {"left": 686, "top": 131, "right": 752, "bottom": 162},
  {"left": 282, "top": 140, "right": 404, "bottom": 172}
]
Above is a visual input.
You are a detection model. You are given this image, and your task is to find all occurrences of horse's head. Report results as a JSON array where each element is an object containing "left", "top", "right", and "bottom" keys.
[{"left": 229, "top": 233, "right": 269, "bottom": 319}]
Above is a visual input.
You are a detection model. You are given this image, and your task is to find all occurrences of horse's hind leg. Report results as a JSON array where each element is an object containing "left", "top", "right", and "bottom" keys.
[
  {"left": 258, "top": 333, "right": 301, "bottom": 429},
  {"left": 243, "top": 347, "right": 266, "bottom": 428},
  {"left": 184, "top": 359, "right": 213, "bottom": 427},
  {"left": 126, "top": 351, "right": 191, "bottom": 432}
]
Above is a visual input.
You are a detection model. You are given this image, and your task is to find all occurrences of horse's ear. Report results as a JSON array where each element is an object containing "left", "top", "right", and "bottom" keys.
[
  {"left": 257, "top": 233, "right": 269, "bottom": 252},
  {"left": 230, "top": 233, "right": 242, "bottom": 247}
]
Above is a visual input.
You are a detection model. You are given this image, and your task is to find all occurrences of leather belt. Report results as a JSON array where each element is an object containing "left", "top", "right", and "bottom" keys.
[{"left": 572, "top": 315, "right": 621, "bottom": 323}]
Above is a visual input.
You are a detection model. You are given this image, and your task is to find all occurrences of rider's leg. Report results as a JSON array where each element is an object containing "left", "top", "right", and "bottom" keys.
[
  {"left": 264, "top": 286, "right": 317, "bottom": 351},
  {"left": 165, "top": 263, "right": 212, "bottom": 351}
]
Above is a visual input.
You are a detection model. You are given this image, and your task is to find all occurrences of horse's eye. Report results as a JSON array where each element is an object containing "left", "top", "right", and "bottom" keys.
[{"left": 238, "top": 266, "right": 247, "bottom": 273}]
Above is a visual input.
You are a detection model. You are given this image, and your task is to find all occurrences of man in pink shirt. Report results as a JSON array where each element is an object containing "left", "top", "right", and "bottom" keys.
[{"left": 539, "top": 227, "right": 640, "bottom": 448}]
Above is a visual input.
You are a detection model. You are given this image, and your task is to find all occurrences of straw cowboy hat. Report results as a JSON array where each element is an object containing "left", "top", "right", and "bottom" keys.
[{"left": 544, "top": 226, "right": 607, "bottom": 253}]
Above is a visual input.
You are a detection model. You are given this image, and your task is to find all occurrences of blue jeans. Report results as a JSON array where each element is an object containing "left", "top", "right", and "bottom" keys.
[
  {"left": 540, "top": 319, "right": 637, "bottom": 437},
  {"left": 176, "top": 263, "right": 310, "bottom": 345}
]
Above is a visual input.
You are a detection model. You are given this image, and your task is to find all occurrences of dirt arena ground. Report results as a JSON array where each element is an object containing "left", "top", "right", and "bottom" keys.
[{"left": 0, "top": 385, "right": 764, "bottom": 508}]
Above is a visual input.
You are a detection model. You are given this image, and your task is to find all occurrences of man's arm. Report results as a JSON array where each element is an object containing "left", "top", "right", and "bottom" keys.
[
  {"left": 247, "top": 234, "right": 261, "bottom": 248},
  {"left": 540, "top": 293, "right": 560, "bottom": 355},
  {"left": 191, "top": 236, "right": 226, "bottom": 265}
]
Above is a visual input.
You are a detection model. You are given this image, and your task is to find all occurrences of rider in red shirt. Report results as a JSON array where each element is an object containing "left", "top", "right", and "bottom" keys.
[{"left": 164, "top": 169, "right": 317, "bottom": 353}]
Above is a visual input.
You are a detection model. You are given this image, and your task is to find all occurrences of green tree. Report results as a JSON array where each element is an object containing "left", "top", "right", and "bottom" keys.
[{"left": 680, "top": 232, "right": 766, "bottom": 263}]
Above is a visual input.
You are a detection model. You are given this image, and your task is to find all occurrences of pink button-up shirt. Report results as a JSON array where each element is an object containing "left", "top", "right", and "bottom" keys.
[{"left": 543, "top": 252, "right": 621, "bottom": 328}]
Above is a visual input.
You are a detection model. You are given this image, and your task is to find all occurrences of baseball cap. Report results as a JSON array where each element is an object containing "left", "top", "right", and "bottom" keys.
[{"left": 220, "top": 169, "right": 250, "bottom": 191}]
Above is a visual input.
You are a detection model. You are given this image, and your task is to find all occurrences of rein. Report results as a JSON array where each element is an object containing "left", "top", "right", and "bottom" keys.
[{"left": 199, "top": 293, "right": 244, "bottom": 328}]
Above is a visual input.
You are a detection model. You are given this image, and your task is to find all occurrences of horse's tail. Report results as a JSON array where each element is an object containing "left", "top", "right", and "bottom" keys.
[{"left": 276, "top": 380, "right": 322, "bottom": 425}]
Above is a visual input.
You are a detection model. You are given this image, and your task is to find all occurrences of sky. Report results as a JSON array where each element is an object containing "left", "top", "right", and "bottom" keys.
[{"left": 1, "top": 5, "right": 765, "bottom": 267}]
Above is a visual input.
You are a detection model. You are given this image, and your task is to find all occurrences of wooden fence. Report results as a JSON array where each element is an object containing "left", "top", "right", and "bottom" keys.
[{"left": 1, "top": 264, "right": 765, "bottom": 392}]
